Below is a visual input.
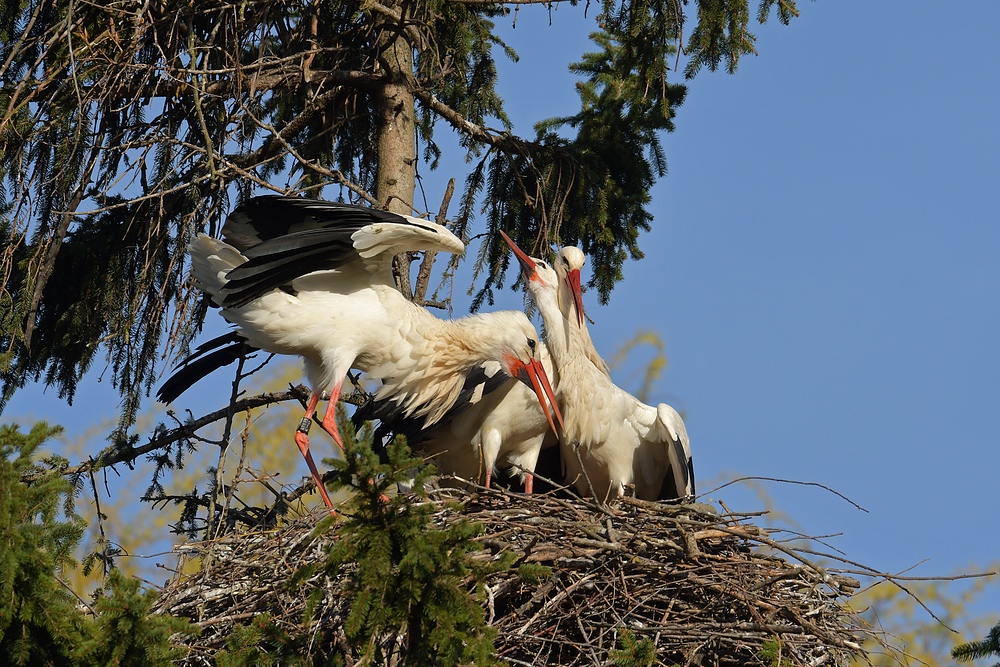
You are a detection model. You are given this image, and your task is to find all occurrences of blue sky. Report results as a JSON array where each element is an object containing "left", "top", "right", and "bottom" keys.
[
  {"left": 6, "top": 0, "right": 998, "bottom": 634},
  {"left": 477, "top": 0, "right": 1000, "bottom": 621}
]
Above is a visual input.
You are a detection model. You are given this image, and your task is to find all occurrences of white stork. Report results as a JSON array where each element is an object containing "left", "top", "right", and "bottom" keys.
[
  {"left": 500, "top": 232, "right": 695, "bottom": 502},
  {"left": 170, "top": 196, "right": 562, "bottom": 510},
  {"left": 354, "top": 339, "right": 560, "bottom": 493}
]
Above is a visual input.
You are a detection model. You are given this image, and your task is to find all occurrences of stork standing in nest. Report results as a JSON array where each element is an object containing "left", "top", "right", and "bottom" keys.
[
  {"left": 161, "top": 196, "right": 562, "bottom": 510},
  {"left": 501, "top": 232, "right": 694, "bottom": 502},
  {"left": 354, "top": 336, "right": 561, "bottom": 494}
]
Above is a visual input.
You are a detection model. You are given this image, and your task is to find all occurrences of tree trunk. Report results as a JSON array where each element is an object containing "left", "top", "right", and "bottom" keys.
[{"left": 374, "top": 16, "right": 418, "bottom": 298}]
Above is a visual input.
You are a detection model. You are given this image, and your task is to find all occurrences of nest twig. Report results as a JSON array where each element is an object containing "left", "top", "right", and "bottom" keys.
[{"left": 156, "top": 486, "right": 872, "bottom": 666}]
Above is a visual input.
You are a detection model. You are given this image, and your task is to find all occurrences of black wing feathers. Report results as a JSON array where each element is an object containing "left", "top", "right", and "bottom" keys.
[
  {"left": 446, "top": 365, "right": 511, "bottom": 420},
  {"left": 657, "top": 455, "right": 696, "bottom": 501},
  {"left": 156, "top": 331, "right": 260, "bottom": 403},
  {"left": 224, "top": 196, "right": 414, "bottom": 248},
  {"left": 218, "top": 196, "right": 431, "bottom": 307},
  {"left": 221, "top": 229, "right": 361, "bottom": 307}
]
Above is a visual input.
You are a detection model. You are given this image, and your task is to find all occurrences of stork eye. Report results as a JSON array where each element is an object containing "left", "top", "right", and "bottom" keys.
[
  {"left": 561, "top": 256, "right": 570, "bottom": 267},
  {"left": 527, "top": 338, "right": 536, "bottom": 351}
]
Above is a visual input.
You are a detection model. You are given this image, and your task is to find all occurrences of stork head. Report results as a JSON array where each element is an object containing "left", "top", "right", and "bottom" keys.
[
  {"left": 495, "top": 313, "right": 564, "bottom": 437},
  {"left": 498, "top": 231, "right": 559, "bottom": 302},
  {"left": 555, "top": 246, "right": 586, "bottom": 327}
]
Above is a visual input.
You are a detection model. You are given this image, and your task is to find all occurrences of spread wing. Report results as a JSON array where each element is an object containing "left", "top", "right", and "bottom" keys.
[{"left": 219, "top": 196, "right": 464, "bottom": 307}]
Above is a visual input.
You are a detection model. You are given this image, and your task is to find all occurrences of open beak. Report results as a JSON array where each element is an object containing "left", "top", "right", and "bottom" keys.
[
  {"left": 511, "top": 357, "right": 564, "bottom": 437},
  {"left": 499, "top": 230, "right": 537, "bottom": 282},
  {"left": 565, "top": 268, "right": 585, "bottom": 326}
]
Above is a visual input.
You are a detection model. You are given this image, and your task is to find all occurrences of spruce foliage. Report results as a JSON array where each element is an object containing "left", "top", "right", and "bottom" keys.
[
  {"left": 207, "top": 409, "right": 516, "bottom": 664},
  {"left": 954, "top": 622, "right": 1000, "bottom": 666},
  {"left": 467, "top": 26, "right": 688, "bottom": 308},
  {"left": 213, "top": 613, "right": 303, "bottom": 667},
  {"left": 0, "top": 423, "right": 85, "bottom": 666},
  {"left": 609, "top": 628, "right": 659, "bottom": 667},
  {"left": 74, "top": 569, "right": 195, "bottom": 667},
  {"left": 0, "top": 422, "right": 193, "bottom": 666},
  {"left": 291, "top": 411, "right": 510, "bottom": 666}
]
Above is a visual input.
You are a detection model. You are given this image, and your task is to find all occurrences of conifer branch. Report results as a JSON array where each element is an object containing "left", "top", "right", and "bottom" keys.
[
  {"left": 21, "top": 389, "right": 312, "bottom": 482},
  {"left": 412, "top": 87, "right": 534, "bottom": 155},
  {"left": 448, "top": 0, "right": 575, "bottom": 4}
]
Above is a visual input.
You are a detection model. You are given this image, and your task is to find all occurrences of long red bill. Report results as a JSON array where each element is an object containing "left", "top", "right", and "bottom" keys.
[
  {"left": 530, "top": 358, "right": 564, "bottom": 433},
  {"left": 499, "top": 230, "right": 537, "bottom": 281},
  {"left": 565, "top": 268, "right": 585, "bottom": 326},
  {"left": 513, "top": 358, "right": 564, "bottom": 437}
]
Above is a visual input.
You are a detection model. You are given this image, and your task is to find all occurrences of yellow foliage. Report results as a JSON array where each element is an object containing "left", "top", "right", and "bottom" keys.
[
  {"left": 49, "top": 413, "right": 176, "bottom": 597},
  {"left": 695, "top": 471, "right": 999, "bottom": 667},
  {"left": 213, "top": 359, "right": 350, "bottom": 510},
  {"left": 47, "top": 357, "right": 346, "bottom": 598},
  {"left": 847, "top": 567, "right": 999, "bottom": 667},
  {"left": 607, "top": 328, "right": 669, "bottom": 404}
]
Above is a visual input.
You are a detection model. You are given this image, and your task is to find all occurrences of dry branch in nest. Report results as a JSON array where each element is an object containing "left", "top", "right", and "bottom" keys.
[{"left": 156, "top": 486, "right": 870, "bottom": 666}]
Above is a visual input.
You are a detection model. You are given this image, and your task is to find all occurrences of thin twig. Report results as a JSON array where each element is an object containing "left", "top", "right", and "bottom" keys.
[{"left": 705, "top": 475, "right": 869, "bottom": 513}]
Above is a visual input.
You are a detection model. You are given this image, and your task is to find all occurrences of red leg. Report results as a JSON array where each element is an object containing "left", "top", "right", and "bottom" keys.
[
  {"left": 524, "top": 473, "right": 534, "bottom": 495},
  {"left": 316, "top": 380, "right": 345, "bottom": 453},
  {"left": 306, "top": 380, "right": 387, "bottom": 504},
  {"left": 484, "top": 466, "right": 492, "bottom": 489},
  {"left": 295, "top": 390, "right": 335, "bottom": 512}
]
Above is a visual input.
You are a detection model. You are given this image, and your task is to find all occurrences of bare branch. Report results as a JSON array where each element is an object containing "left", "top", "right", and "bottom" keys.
[
  {"left": 704, "top": 475, "right": 870, "bottom": 513},
  {"left": 413, "top": 178, "right": 455, "bottom": 303},
  {"left": 25, "top": 389, "right": 312, "bottom": 482}
]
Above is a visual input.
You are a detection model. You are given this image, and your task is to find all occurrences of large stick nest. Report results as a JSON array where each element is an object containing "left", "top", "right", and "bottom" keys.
[{"left": 156, "top": 486, "right": 868, "bottom": 666}]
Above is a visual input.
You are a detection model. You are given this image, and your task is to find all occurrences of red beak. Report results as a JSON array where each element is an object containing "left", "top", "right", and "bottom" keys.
[
  {"left": 565, "top": 268, "right": 585, "bottom": 326},
  {"left": 510, "top": 356, "right": 564, "bottom": 437},
  {"left": 499, "top": 230, "right": 537, "bottom": 282}
]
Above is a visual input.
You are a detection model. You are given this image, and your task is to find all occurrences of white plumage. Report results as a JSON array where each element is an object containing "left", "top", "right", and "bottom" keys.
[
  {"left": 179, "top": 196, "right": 561, "bottom": 510},
  {"left": 501, "top": 233, "right": 695, "bottom": 502},
  {"left": 364, "top": 341, "right": 560, "bottom": 493}
]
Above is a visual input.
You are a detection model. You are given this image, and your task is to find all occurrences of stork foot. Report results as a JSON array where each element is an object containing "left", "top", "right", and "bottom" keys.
[{"left": 366, "top": 477, "right": 391, "bottom": 504}]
